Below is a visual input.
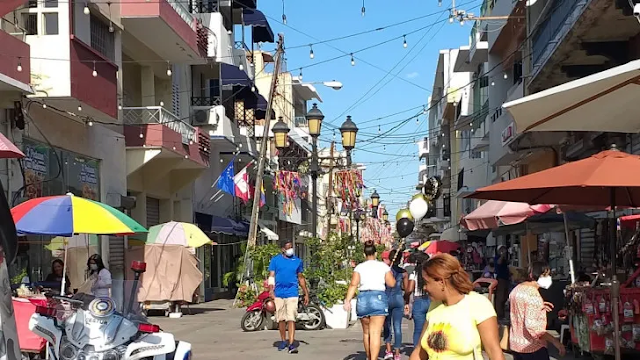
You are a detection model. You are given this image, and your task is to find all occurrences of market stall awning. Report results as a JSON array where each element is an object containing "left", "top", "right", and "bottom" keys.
[
  {"left": 461, "top": 200, "right": 552, "bottom": 231},
  {"left": 221, "top": 63, "right": 252, "bottom": 87},
  {"left": 503, "top": 59, "right": 640, "bottom": 133},
  {"left": 211, "top": 215, "right": 237, "bottom": 236},
  {"left": 242, "top": 9, "right": 274, "bottom": 43},
  {"left": 0, "top": 132, "right": 23, "bottom": 159}
]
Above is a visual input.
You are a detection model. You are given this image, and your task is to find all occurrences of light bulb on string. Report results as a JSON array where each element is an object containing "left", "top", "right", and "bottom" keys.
[
  {"left": 438, "top": 0, "right": 442, "bottom": 6},
  {"left": 166, "top": 61, "right": 172, "bottom": 76},
  {"left": 504, "top": 73, "right": 508, "bottom": 79},
  {"left": 383, "top": 145, "right": 386, "bottom": 152},
  {"left": 83, "top": 2, "right": 90, "bottom": 15},
  {"left": 460, "top": 19, "right": 465, "bottom": 26},
  {"left": 378, "top": 125, "right": 381, "bottom": 134},
  {"left": 299, "top": 68, "right": 303, "bottom": 80},
  {"left": 309, "top": 45, "right": 314, "bottom": 59},
  {"left": 109, "top": 22, "right": 114, "bottom": 33},
  {"left": 491, "top": 81, "right": 495, "bottom": 86},
  {"left": 139, "top": 132, "right": 144, "bottom": 139},
  {"left": 350, "top": 54, "right": 355, "bottom": 66},
  {"left": 239, "top": 59, "right": 244, "bottom": 71},
  {"left": 416, "top": 117, "right": 419, "bottom": 125},
  {"left": 160, "top": 101, "right": 164, "bottom": 107},
  {"left": 449, "top": 14, "right": 454, "bottom": 23},
  {"left": 403, "top": 35, "right": 407, "bottom": 48},
  {"left": 92, "top": 61, "right": 97, "bottom": 77},
  {"left": 42, "top": 102, "right": 47, "bottom": 109},
  {"left": 87, "top": 120, "right": 93, "bottom": 127},
  {"left": 361, "top": 0, "right": 366, "bottom": 17},
  {"left": 77, "top": 104, "right": 82, "bottom": 112},
  {"left": 17, "top": 58, "right": 22, "bottom": 72},
  {"left": 333, "top": 130, "right": 336, "bottom": 141},
  {"left": 118, "top": 104, "right": 122, "bottom": 110}
]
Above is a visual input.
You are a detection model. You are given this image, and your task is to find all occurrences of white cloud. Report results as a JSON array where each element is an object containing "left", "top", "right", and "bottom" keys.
[{"left": 406, "top": 72, "right": 419, "bottom": 79}]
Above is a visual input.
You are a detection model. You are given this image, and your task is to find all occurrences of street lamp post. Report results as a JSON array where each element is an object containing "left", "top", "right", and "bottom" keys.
[
  {"left": 354, "top": 208, "right": 366, "bottom": 242},
  {"left": 272, "top": 104, "right": 359, "bottom": 240},
  {"left": 371, "top": 190, "right": 380, "bottom": 218},
  {"left": 340, "top": 116, "right": 358, "bottom": 166}
]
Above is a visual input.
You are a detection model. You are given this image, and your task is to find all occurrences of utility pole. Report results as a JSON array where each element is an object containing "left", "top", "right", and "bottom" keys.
[{"left": 245, "top": 33, "right": 284, "bottom": 250}]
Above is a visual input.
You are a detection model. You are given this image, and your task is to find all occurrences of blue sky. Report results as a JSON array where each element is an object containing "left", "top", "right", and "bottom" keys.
[{"left": 257, "top": 0, "right": 479, "bottom": 217}]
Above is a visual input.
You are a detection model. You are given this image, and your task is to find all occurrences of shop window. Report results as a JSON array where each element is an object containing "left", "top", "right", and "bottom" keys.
[
  {"left": 44, "top": 0, "right": 58, "bottom": 7},
  {"left": 22, "top": 13, "right": 37, "bottom": 35},
  {"left": 443, "top": 194, "right": 451, "bottom": 217},
  {"left": 42, "top": 13, "right": 58, "bottom": 35}
]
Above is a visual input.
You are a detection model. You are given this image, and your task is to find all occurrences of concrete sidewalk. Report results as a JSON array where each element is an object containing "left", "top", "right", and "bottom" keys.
[{"left": 151, "top": 300, "right": 576, "bottom": 359}]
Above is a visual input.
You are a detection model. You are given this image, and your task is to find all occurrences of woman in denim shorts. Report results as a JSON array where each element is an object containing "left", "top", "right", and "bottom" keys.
[{"left": 345, "top": 241, "right": 397, "bottom": 360}]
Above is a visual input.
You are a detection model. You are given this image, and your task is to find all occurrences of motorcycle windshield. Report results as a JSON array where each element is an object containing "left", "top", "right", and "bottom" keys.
[{"left": 0, "top": 180, "right": 23, "bottom": 359}]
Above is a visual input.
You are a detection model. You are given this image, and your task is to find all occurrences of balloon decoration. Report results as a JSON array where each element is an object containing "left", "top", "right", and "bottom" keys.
[
  {"left": 409, "top": 193, "right": 429, "bottom": 221},
  {"left": 396, "top": 208, "right": 413, "bottom": 222},
  {"left": 423, "top": 176, "right": 443, "bottom": 200},
  {"left": 396, "top": 218, "right": 415, "bottom": 238}
]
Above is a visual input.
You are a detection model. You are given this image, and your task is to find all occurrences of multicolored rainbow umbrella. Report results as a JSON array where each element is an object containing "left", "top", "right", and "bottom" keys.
[
  {"left": 146, "top": 221, "right": 214, "bottom": 248},
  {"left": 12, "top": 193, "right": 147, "bottom": 237}
]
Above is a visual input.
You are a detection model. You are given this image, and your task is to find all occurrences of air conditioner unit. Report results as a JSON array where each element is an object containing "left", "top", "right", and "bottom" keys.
[{"left": 191, "top": 105, "right": 225, "bottom": 126}]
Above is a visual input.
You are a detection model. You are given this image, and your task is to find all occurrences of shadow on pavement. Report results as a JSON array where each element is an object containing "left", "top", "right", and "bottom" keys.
[
  {"left": 342, "top": 351, "right": 367, "bottom": 360},
  {"left": 183, "top": 307, "right": 226, "bottom": 315}
]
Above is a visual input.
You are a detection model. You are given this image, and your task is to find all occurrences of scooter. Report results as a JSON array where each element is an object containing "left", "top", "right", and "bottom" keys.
[
  {"left": 28, "top": 261, "right": 192, "bottom": 360},
  {"left": 240, "top": 290, "right": 325, "bottom": 332}
]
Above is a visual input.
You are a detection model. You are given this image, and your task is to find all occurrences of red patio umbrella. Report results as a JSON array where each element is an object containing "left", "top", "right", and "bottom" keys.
[
  {"left": 0, "top": 132, "right": 24, "bottom": 159},
  {"left": 423, "top": 240, "right": 460, "bottom": 256}
]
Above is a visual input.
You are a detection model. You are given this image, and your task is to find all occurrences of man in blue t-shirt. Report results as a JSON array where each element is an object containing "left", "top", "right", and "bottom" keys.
[{"left": 268, "top": 240, "right": 309, "bottom": 354}]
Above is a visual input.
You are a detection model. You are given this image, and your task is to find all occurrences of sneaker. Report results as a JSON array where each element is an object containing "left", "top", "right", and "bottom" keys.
[
  {"left": 384, "top": 351, "right": 394, "bottom": 360},
  {"left": 288, "top": 344, "right": 298, "bottom": 354},
  {"left": 394, "top": 354, "right": 401, "bottom": 360},
  {"left": 278, "top": 341, "right": 288, "bottom": 351}
]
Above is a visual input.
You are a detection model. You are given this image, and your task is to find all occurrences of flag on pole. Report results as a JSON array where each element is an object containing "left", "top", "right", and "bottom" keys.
[
  {"left": 259, "top": 183, "right": 266, "bottom": 207},
  {"left": 234, "top": 164, "right": 251, "bottom": 203},
  {"left": 217, "top": 161, "right": 235, "bottom": 195}
]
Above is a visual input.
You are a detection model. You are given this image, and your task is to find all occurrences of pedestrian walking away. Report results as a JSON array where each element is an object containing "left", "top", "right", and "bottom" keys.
[
  {"left": 405, "top": 252, "right": 431, "bottom": 348},
  {"left": 383, "top": 249, "right": 408, "bottom": 360},
  {"left": 494, "top": 245, "right": 510, "bottom": 320},
  {"left": 268, "top": 240, "right": 309, "bottom": 354},
  {"left": 410, "top": 253, "right": 505, "bottom": 360},
  {"left": 509, "top": 262, "right": 565, "bottom": 360},
  {"left": 344, "top": 241, "right": 397, "bottom": 360}
]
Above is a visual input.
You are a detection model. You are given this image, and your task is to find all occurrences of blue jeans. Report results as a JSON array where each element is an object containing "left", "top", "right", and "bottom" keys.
[
  {"left": 383, "top": 294, "right": 404, "bottom": 350},
  {"left": 356, "top": 291, "right": 388, "bottom": 318},
  {"left": 412, "top": 296, "right": 431, "bottom": 347}
]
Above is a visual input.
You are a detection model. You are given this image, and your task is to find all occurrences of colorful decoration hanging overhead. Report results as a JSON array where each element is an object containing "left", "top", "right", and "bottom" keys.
[
  {"left": 359, "top": 217, "right": 392, "bottom": 245},
  {"left": 274, "top": 170, "right": 307, "bottom": 216},
  {"left": 333, "top": 170, "right": 365, "bottom": 210}
]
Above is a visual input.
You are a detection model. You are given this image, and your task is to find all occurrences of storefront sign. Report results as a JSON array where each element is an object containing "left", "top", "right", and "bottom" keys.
[
  {"left": 65, "top": 154, "right": 100, "bottom": 200},
  {"left": 22, "top": 139, "right": 49, "bottom": 199},
  {"left": 501, "top": 122, "right": 516, "bottom": 146}
]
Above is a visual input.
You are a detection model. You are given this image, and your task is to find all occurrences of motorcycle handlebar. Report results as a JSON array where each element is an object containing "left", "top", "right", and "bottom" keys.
[{"left": 50, "top": 295, "right": 84, "bottom": 306}]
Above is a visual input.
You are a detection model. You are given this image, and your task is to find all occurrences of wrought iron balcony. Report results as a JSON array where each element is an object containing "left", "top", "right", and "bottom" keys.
[
  {"left": 122, "top": 106, "right": 197, "bottom": 145},
  {"left": 188, "top": 0, "right": 219, "bottom": 13},
  {"left": 191, "top": 96, "right": 222, "bottom": 107}
]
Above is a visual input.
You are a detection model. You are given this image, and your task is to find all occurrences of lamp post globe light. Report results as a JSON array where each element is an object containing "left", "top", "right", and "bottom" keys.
[
  {"left": 371, "top": 190, "right": 380, "bottom": 218},
  {"left": 272, "top": 117, "right": 290, "bottom": 150},
  {"left": 306, "top": 103, "right": 324, "bottom": 137},
  {"left": 383, "top": 209, "right": 389, "bottom": 222},
  {"left": 354, "top": 208, "right": 365, "bottom": 242},
  {"left": 340, "top": 115, "right": 358, "bottom": 166}
]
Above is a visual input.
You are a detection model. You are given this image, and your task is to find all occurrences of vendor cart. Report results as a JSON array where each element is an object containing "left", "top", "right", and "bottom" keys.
[
  {"left": 567, "top": 269, "right": 640, "bottom": 359},
  {"left": 13, "top": 297, "right": 47, "bottom": 359}
]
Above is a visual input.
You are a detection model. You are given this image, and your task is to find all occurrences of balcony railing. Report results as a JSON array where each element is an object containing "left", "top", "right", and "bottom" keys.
[
  {"left": 167, "top": 0, "right": 196, "bottom": 29},
  {"left": 122, "top": 106, "right": 197, "bottom": 145},
  {"left": 188, "top": 0, "right": 219, "bottom": 13},
  {"left": 531, "top": 0, "right": 588, "bottom": 74},
  {"left": 0, "top": 18, "right": 26, "bottom": 42},
  {"left": 191, "top": 96, "right": 222, "bottom": 107}
]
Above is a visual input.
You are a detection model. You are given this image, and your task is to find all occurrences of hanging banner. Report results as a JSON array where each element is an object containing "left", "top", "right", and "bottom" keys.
[
  {"left": 66, "top": 154, "right": 100, "bottom": 200},
  {"left": 274, "top": 170, "right": 306, "bottom": 224},
  {"left": 22, "top": 139, "right": 49, "bottom": 199},
  {"left": 332, "top": 169, "right": 365, "bottom": 211}
]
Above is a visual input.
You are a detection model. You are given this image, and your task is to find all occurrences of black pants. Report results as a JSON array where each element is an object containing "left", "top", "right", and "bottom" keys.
[
  {"left": 495, "top": 278, "right": 509, "bottom": 319},
  {"left": 513, "top": 347, "right": 550, "bottom": 360}
]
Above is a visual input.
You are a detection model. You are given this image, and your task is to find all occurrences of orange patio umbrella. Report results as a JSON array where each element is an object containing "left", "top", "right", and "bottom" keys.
[
  {"left": 468, "top": 149, "right": 640, "bottom": 207},
  {"left": 468, "top": 148, "right": 640, "bottom": 360}
]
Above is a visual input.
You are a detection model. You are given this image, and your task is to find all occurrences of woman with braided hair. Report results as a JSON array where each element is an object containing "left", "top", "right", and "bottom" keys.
[{"left": 410, "top": 253, "right": 505, "bottom": 360}]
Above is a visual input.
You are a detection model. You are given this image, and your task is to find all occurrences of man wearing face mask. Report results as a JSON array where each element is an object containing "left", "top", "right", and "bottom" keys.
[
  {"left": 508, "top": 262, "right": 565, "bottom": 360},
  {"left": 268, "top": 240, "right": 309, "bottom": 354}
]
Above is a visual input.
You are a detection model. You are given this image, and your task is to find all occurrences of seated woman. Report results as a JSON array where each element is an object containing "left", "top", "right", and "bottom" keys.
[{"left": 44, "top": 259, "right": 71, "bottom": 294}]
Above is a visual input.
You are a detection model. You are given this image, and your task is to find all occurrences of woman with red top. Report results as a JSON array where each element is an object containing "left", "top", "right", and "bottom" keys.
[{"left": 508, "top": 262, "right": 565, "bottom": 360}]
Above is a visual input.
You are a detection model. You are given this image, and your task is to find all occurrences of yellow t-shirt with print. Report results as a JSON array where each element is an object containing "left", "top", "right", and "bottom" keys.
[{"left": 421, "top": 291, "right": 497, "bottom": 360}]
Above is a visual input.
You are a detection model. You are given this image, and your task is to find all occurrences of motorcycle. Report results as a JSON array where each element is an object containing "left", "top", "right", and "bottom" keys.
[
  {"left": 28, "top": 261, "right": 192, "bottom": 360},
  {"left": 241, "top": 290, "right": 325, "bottom": 332}
]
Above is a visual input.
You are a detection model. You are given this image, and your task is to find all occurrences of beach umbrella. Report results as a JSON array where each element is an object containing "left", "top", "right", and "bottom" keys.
[{"left": 146, "top": 221, "right": 215, "bottom": 248}]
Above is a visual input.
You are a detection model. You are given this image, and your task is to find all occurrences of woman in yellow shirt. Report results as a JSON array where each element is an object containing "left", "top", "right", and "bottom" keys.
[{"left": 410, "top": 254, "right": 505, "bottom": 360}]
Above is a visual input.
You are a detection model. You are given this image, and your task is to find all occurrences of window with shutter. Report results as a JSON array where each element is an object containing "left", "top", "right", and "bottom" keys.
[{"left": 146, "top": 197, "right": 160, "bottom": 227}]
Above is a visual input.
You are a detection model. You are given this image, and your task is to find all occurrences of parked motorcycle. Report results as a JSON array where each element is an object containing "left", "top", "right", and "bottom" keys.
[
  {"left": 28, "top": 261, "right": 192, "bottom": 360},
  {"left": 241, "top": 290, "right": 325, "bottom": 332}
]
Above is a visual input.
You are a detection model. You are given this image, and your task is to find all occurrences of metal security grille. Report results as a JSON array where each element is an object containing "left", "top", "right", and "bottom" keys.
[
  {"left": 90, "top": 15, "right": 115, "bottom": 61},
  {"left": 146, "top": 197, "right": 160, "bottom": 227},
  {"left": 108, "top": 235, "right": 124, "bottom": 270},
  {"left": 172, "top": 65, "right": 181, "bottom": 117}
]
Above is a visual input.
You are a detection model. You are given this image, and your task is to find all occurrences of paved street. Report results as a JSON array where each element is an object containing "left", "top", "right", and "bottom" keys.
[{"left": 151, "top": 300, "right": 574, "bottom": 360}]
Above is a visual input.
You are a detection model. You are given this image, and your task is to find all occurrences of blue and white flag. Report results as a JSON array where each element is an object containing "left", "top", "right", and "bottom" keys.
[{"left": 217, "top": 161, "right": 235, "bottom": 196}]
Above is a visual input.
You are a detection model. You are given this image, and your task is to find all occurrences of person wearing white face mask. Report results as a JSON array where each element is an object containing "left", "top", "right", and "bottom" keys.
[
  {"left": 87, "top": 254, "right": 111, "bottom": 298},
  {"left": 508, "top": 262, "right": 565, "bottom": 360},
  {"left": 267, "top": 240, "right": 309, "bottom": 354}
]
